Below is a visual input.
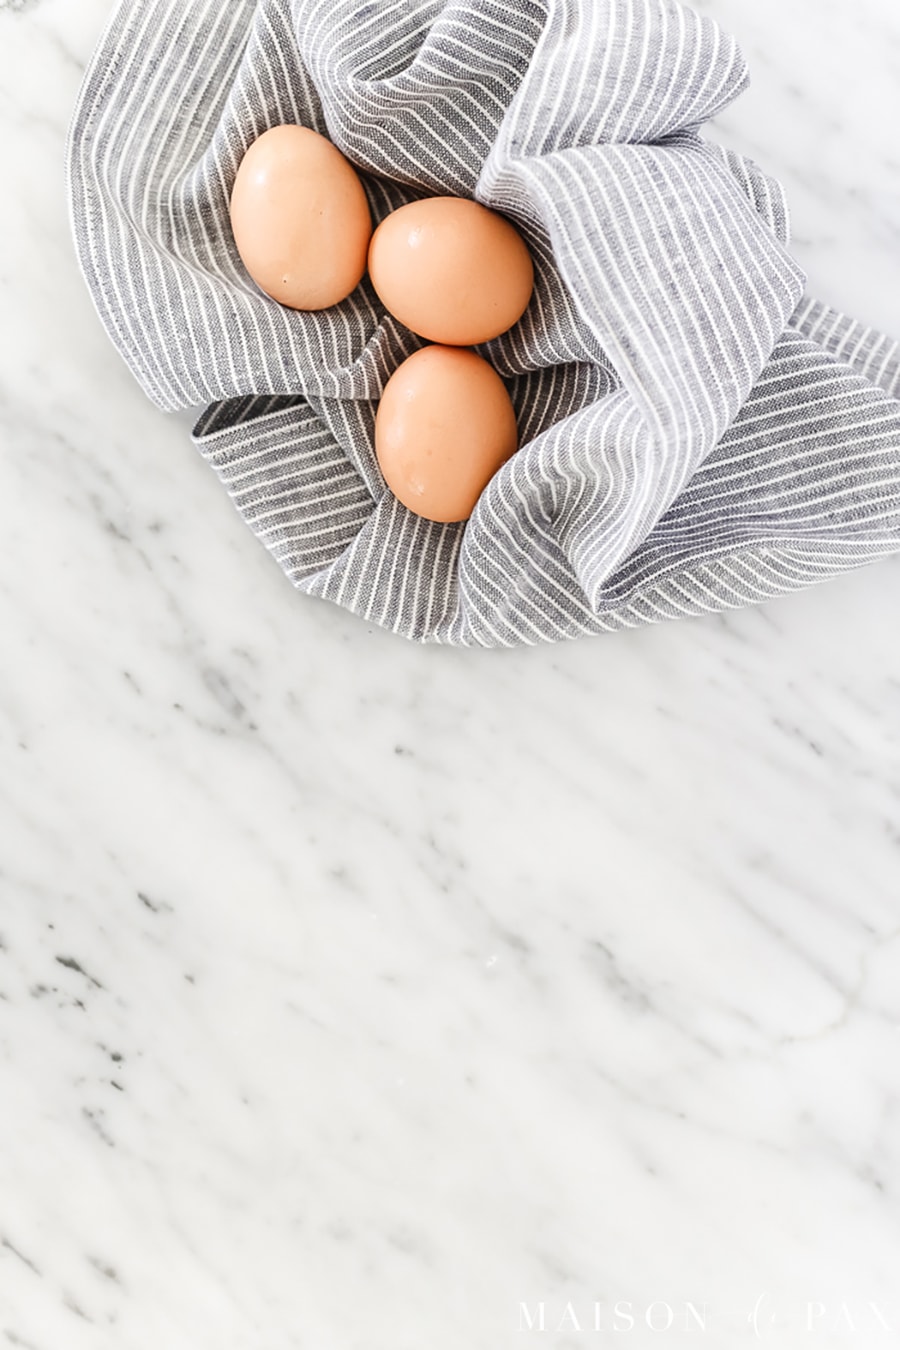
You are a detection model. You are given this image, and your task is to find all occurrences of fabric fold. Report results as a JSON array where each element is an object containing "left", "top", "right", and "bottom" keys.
[{"left": 67, "top": 0, "right": 900, "bottom": 646}]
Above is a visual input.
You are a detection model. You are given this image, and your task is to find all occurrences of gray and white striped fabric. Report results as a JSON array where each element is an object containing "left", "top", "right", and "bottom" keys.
[{"left": 67, "top": 0, "right": 900, "bottom": 646}]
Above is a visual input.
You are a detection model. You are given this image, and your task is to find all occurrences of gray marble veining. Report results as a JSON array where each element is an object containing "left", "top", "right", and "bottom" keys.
[{"left": 1, "top": 1, "right": 900, "bottom": 1346}]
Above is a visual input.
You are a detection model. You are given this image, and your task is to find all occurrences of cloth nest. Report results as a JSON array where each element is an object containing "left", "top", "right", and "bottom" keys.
[{"left": 67, "top": 0, "right": 900, "bottom": 646}]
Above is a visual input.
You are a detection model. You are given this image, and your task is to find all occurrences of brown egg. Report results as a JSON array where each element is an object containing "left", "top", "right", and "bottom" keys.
[
  {"left": 367, "top": 196, "right": 534, "bottom": 346},
  {"left": 229, "top": 125, "right": 371, "bottom": 310},
  {"left": 375, "top": 345, "right": 518, "bottom": 522}
]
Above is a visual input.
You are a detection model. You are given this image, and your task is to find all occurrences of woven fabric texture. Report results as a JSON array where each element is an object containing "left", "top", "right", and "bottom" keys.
[{"left": 67, "top": 0, "right": 900, "bottom": 646}]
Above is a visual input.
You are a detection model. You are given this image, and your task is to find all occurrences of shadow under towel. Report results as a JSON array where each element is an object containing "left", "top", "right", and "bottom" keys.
[{"left": 67, "top": 0, "right": 900, "bottom": 646}]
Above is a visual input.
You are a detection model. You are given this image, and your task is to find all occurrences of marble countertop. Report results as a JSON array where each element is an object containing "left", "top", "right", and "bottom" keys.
[{"left": 2, "top": 1, "right": 900, "bottom": 1346}]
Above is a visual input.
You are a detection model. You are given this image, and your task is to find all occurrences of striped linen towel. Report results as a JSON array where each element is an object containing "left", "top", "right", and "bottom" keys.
[{"left": 67, "top": 0, "right": 900, "bottom": 646}]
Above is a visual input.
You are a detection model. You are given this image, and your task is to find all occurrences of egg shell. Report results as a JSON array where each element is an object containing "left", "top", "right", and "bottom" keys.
[
  {"left": 229, "top": 124, "right": 372, "bottom": 311},
  {"left": 374, "top": 345, "right": 519, "bottom": 523},
  {"left": 367, "top": 196, "right": 534, "bottom": 346}
]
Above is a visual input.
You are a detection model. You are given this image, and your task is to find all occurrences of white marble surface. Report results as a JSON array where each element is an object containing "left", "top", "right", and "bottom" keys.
[{"left": 2, "top": 1, "right": 900, "bottom": 1346}]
